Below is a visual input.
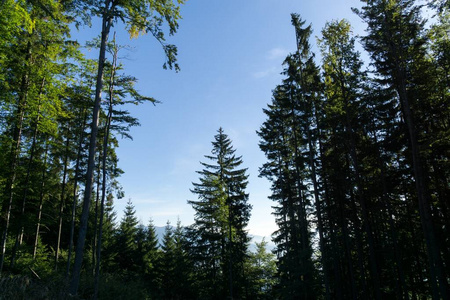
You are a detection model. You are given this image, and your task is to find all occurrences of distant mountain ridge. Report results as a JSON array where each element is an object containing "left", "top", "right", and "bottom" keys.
[{"left": 154, "top": 226, "right": 275, "bottom": 252}]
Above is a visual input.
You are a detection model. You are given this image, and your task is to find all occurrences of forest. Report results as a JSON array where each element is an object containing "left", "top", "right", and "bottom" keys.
[{"left": 0, "top": 0, "right": 449, "bottom": 299}]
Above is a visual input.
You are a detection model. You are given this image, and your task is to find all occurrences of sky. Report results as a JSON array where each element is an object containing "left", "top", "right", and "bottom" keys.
[{"left": 74, "top": 0, "right": 365, "bottom": 239}]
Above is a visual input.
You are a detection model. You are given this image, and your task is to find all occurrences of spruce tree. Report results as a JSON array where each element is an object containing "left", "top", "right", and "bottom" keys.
[
  {"left": 142, "top": 219, "right": 162, "bottom": 297},
  {"left": 115, "top": 199, "right": 139, "bottom": 273},
  {"left": 188, "top": 128, "right": 251, "bottom": 299},
  {"left": 354, "top": 1, "right": 449, "bottom": 298},
  {"left": 258, "top": 14, "right": 320, "bottom": 299}
]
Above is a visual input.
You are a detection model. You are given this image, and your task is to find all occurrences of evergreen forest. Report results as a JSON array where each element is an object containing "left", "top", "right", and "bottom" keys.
[{"left": 0, "top": 0, "right": 449, "bottom": 299}]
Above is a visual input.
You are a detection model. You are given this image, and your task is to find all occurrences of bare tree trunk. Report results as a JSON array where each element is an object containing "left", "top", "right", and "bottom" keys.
[
  {"left": 381, "top": 6, "right": 448, "bottom": 296},
  {"left": 308, "top": 123, "right": 330, "bottom": 300},
  {"left": 55, "top": 134, "right": 71, "bottom": 270},
  {"left": 69, "top": 1, "right": 114, "bottom": 294},
  {"left": 398, "top": 80, "right": 447, "bottom": 300},
  {"left": 66, "top": 108, "right": 88, "bottom": 278},
  {"left": 0, "top": 41, "right": 31, "bottom": 273},
  {"left": 315, "top": 104, "right": 342, "bottom": 299},
  {"left": 92, "top": 154, "right": 102, "bottom": 274},
  {"left": 33, "top": 141, "right": 49, "bottom": 259},
  {"left": 94, "top": 34, "right": 117, "bottom": 299},
  {"left": 371, "top": 121, "right": 409, "bottom": 300},
  {"left": 345, "top": 117, "right": 381, "bottom": 300},
  {"left": 10, "top": 77, "right": 45, "bottom": 269}
]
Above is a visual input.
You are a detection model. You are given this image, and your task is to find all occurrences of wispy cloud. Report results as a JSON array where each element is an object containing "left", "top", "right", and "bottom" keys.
[
  {"left": 169, "top": 143, "right": 206, "bottom": 176},
  {"left": 130, "top": 196, "right": 166, "bottom": 205},
  {"left": 267, "top": 47, "right": 289, "bottom": 60},
  {"left": 251, "top": 47, "right": 289, "bottom": 79},
  {"left": 252, "top": 67, "right": 278, "bottom": 79}
]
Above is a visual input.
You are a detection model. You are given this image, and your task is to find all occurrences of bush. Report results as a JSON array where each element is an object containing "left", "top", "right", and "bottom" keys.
[{"left": 0, "top": 274, "right": 68, "bottom": 300}]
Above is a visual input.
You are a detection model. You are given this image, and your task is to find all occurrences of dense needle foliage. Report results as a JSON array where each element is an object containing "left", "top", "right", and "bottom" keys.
[
  {"left": 259, "top": 3, "right": 449, "bottom": 299},
  {"left": 0, "top": 0, "right": 448, "bottom": 299}
]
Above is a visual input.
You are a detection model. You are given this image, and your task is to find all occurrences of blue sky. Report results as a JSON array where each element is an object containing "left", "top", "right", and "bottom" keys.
[{"left": 74, "top": 0, "right": 364, "bottom": 238}]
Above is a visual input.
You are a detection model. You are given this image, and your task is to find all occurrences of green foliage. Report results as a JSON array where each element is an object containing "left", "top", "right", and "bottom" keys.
[
  {"left": 0, "top": 0, "right": 448, "bottom": 299},
  {"left": 259, "top": 3, "right": 449, "bottom": 299},
  {"left": 246, "top": 239, "right": 277, "bottom": 299},
  {"left": 92, "top": 273, "right": 149, "bottom": 300},
  {"left": 0, "top": 275, "right": 68, "bottom": 300},
  {"left": 188, "top": 128, "right": 252, "bottom": 299},
  {"left": 259, "top": 14, "right": 321, "bottom": 299}
]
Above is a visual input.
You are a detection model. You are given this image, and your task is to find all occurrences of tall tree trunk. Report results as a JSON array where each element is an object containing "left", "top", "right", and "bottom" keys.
[
  {"left": 66, "top": 109, "right": 88, "bottom": 278},
  {"left": 344, "top": 110, "right": 381, "bottom": 299},
  {"left": 94, "top": 34, "right": 116, "bottom": 299},
  {"left": 55, "top": 133, "right": 71, "bottom": 270},
  {"left": 379, "top": 5, "right": 448, "bottom": 297},
  {"left": 69, "top": 1, "right": 114, "bottom": 294},
  {"left": 33, "top": 141, "right": 49, "bottom": 259},
  {"left": 397, "top": 75, "right": 447, "bottom": 299},
  {"left": 307, "top": 119, "right": 330, "bottom": 300},
  {"left": 0, "top": 40, "right": 31, "bottom": 273},
  {"left": 288, "top": 89, "right": 312, "bottom": 297},
  {"left": 338, "top": 190, "right": 357, "bottom": 300},
  {"left": 10, "top": 77, "right": 45, "bottom": 269},
  {"left": 227, "top": 206, "right": 234, "bottom": 300},
  {"left": 371, "top": 121, "right": 409, "bottom": 299},
  {"left": 315, "top": 102, "right": 343, "bottom": 299},
  {"left": 92, "top": 154, "right": 102, "bottom": 274}
]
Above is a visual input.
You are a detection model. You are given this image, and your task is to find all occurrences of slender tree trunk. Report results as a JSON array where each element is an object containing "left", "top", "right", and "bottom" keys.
[
  {"left": 33, "top": 141, "right": 49, "bottom": 259},
  {"left": 348, "top": 176, "right": 369, "bottom": 299},
  {"left": 92, "top": 154, "right": 101, "bottom": 274},
  {"left": 338, "top": 192, "right": 357, "bottom": 300},
  {"left": 69, "top": 1, "right": 114, "bottom": 294},
  {"left": 281, "top": 127, "right": 302, "bottom": 294},
  {"left": 334, "top": 64, "right": 382, "bottom": 299},
  {"left": 288, "top": 89, "right": 312, "bottom": 296},
  {"left": 381, "top": 6, "right": 448, "bottom": 297},
  {"left": 307, "top": 125, "right": 330, "bottom": 300},
  {"left": 315, "top": 102, "right": 343, "bottom": 299},
  {"left": 227, "top": 211, "right": 233, "bottom": 300},
  {"left": 66, "top": 108, "right": 88, "bottom": 278},
  {"left": 10, "top": 77, "right": 45, "bottom": 268},
  {"left": 0, "top": 41, "right": 31, "bottom": 273},
  {"left": 55, "top": 133, "right": 71, "bottom": 270},
  {"left": 93, "top": 113, "right": 110, "bottom": 300},
  {"left": 94, "top": 34, "right": 116, "bottom": 299},
  {"left": 397, "top": 79, "right": 447, "bottom": 300},
  {"left": 345, "top": 114, "right": 381, "bottom": 300},
  {"left": 371, "top": 122, "right": 409, "bottom": 299}
]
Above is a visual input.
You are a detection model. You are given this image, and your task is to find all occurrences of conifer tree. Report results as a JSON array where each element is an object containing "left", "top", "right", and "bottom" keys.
[
  {"left": 115, "top": 199, "right": 139, "bottom": 273},
  {"left": 354, "top": 1, "right": 449, "bottom": 298},
  {"left": 258, "top": 14, "right": 320, "bottom": 299},
  {"left": 142, "top": 219, "right": 163, "bottom": 297},
  {"left": 319, "top": 19, "right": 382, "bottom": 299},
  {"left": 189, "top": 128, "right": 251, "bottom": 299},
  {"left": 246, "top": 239, "right": 277, "bottom": 299},
  {"left": 161, "top": 221, "right": 177, "bottom": 299}
]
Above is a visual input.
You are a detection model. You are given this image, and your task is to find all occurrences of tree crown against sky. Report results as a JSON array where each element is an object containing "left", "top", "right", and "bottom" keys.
[{"left": 0, "top": 0, "right": 448, "bottom": 298}]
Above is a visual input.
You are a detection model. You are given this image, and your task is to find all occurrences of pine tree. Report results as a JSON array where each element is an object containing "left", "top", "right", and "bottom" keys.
[
  {"left": 115, "top": 199, "right": 139, "bottom": 273},
  {"left": 318, "top": 19, "right": 383, "bottom": 299},
  {"left": 141, "top": 219, "right": 162, "bottom": 298},
  {"left": 188, "top": 128, "right": 251, "bottom": 299},
  {"left": 258, "top": 14, "right": 320, "bottom": 299},
  {"left": 172, "top": 219, "right": 196, "bottom": 299},
  {"left": 246, "top": 239, "right": 277, "bottom": 299},
  {"left": 161, "top": 221, "right": 177, "bottom": 299},
  {"left": 354, "top": 1, "right": 449, "bottom": 298}
]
